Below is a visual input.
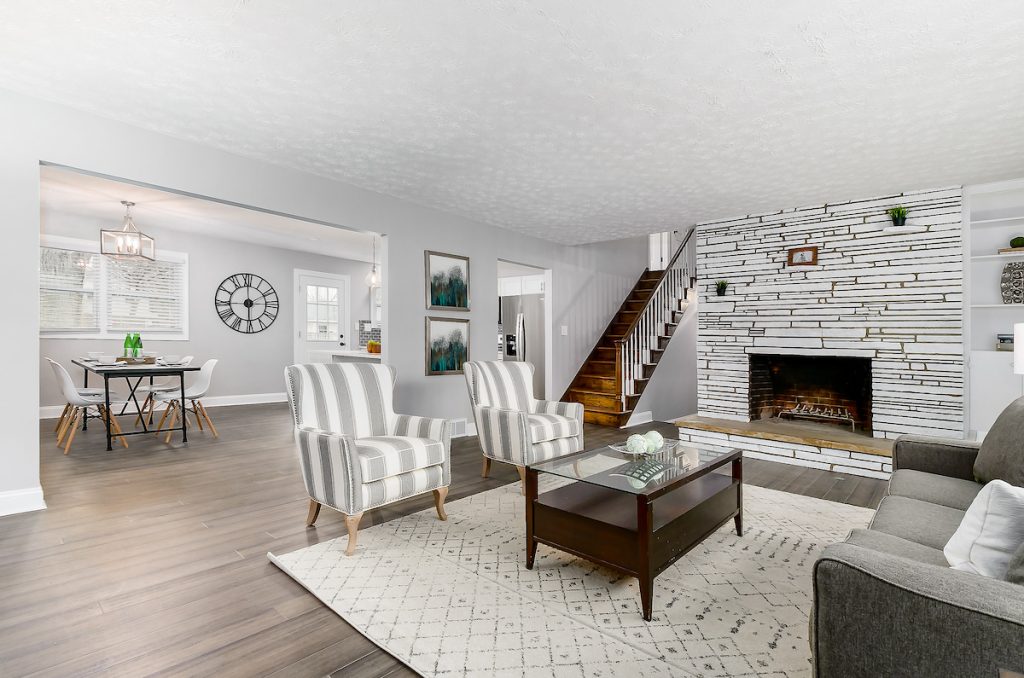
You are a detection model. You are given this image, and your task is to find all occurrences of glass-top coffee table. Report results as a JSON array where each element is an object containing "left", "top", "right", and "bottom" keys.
[{"left": 525, "top": 441, "right": 743, "bottom": 621}]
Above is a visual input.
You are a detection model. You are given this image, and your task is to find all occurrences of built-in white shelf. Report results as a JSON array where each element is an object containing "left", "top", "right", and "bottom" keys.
[
  {"left": 882, "top": 224, "right": 928, "bottom": 234},
  {"left": 971, "top": 303, "right": 1024, "bottom": 309},
  {"left": 970, "top": 251, "right": 1024, "bottom": 261},
  {"left": 971, "top": 215, "right": 1024, "bottom": 226}
]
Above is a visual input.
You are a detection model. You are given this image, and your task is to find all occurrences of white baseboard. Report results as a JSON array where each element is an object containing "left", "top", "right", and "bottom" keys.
[
  {"left": 201, "top": 392, "right": 287, "bottom": 409},
  {"left": 39, "top": 392, "right": 288, "bottom": 419},
  {"left": 0, "top": 486, "right": 46, "bottom": 517}
]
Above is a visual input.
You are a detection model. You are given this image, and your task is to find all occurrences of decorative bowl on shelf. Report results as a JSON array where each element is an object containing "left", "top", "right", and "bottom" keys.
[{"left": 1001, "top": 262, "right": 1024, "bottom": 304}]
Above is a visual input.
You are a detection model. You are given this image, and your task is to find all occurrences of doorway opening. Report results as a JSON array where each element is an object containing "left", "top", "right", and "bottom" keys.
[{"left": 497, "top": 259, "right": 552, "bottom": 399}]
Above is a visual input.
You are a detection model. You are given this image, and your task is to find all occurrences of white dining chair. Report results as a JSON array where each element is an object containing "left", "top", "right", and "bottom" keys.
[
  {"left": 153, "top": 359, "right": 218, "bottom": 443},
  {"left": 135, "top": 356, "right": 194, "bottom": 426},
  {"left": 47, "top": 359, "right": 129, "bottom": 454}
]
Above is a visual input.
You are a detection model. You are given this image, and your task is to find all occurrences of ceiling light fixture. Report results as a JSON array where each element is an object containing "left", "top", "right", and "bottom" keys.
[
  {"left": 365, "top": 235, "right": 381, "bottom": 288},
  {"left": 100, "top": 200, "right": 155, "bottom": 260}
]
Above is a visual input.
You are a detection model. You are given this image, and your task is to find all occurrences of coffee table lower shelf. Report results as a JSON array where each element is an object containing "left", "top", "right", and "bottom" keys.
[{"left": 525, "top": 467, "right": 742, "bottom": 621}]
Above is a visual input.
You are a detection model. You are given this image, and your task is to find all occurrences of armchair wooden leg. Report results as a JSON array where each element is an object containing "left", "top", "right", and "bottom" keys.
[
  {"left": 433, "top": 487, "right": 449, "bottom": 521},
  {"left": 305, "top": 499, "right": 321, "bottom": 527},
  {"left": 344, "top": 512, "right": 363, "bottom": 556},
  {"left": 517, "top": 465, "right": 527, "bottom": 496},
  {"left": 106, "top": 408, "right": 129, "bottom": 449},
  {"left": 56, "top": 406, "right": 74, "bottom": 445},
  {"left": 481, "top": 456, "right": 492, "bottom": 478}
]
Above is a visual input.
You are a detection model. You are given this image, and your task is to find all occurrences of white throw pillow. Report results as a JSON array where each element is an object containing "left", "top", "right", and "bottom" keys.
[{"left": 944, "top": 480, "right": 1024, "bottom": 578}]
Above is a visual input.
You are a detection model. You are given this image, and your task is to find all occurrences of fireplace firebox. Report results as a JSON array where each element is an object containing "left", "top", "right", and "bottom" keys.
[{"left": 749, "top": 354, "right": 872, "bottom": 434}]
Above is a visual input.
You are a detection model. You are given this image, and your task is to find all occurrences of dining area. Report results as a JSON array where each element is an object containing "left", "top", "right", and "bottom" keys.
[{"left": 46, "top": 351, "right": 219, "bottom": 454}]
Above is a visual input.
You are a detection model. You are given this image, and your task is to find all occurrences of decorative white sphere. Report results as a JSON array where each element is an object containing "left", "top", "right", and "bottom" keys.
[
  {"left": 625, "top": 434, "right": 648, "bottom": 455},
  {"left": 644, "top": 430, "right": 665, "bottom": 452}
]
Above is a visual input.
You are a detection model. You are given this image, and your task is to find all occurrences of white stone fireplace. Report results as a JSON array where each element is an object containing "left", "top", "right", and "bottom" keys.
[{"left": 678, "top": 186, "right": 965, "bottom": 478}]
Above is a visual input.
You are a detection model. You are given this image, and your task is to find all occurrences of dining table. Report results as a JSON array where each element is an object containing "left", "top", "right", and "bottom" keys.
[{"left": 71, "top": 358, "right": 202, "bottom": 451}]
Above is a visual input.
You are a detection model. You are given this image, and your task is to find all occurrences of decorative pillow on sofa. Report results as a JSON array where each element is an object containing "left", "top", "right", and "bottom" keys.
[
  {"left": 974, "top": 395, "right": 1024, "bottom": 486},
  {"left": 944, "top": 479, "right": 1024, "bottom": 579}
]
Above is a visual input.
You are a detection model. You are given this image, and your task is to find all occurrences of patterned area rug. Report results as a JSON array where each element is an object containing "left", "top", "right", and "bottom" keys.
[{"left": 269, "top": 478, "right": 872, "bottom": 678}]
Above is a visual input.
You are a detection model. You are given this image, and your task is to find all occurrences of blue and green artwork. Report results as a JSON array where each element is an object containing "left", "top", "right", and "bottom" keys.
[
  {"left": 427, "top": 319, "right": 469, "bottom": 375},
  {"left": 426, "top": 252, "right": 469, "bottom": 310}
]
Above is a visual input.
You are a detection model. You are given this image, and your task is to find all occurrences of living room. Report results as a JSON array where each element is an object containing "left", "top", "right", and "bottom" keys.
[{"left": 2, "top": 3, "right": 1023, "bottom": 677}]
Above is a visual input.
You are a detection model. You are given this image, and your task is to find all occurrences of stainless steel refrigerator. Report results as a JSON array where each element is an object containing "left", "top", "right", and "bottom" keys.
[{"left": 498, "top": 293, "right": 545, "bottom": 398}]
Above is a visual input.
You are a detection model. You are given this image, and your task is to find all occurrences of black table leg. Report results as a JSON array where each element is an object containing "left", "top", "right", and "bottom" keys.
[
  {"left": 179, "top": 372, "right": 188, "bottom": 444},
  {"left": 733, "top": 458, "right": 744, "bottom": 536},
  {"left": 104, "top": 375, "right": 113, "bottom": 451},
  {"left": 82, "top": 366, "right": 89, "bottom": 431},
  {"left": 638, "top": 494, "right": 654, "bottom": 622},
  {"left": 525, "top": 466, "right": 538, "bottom": 569}
]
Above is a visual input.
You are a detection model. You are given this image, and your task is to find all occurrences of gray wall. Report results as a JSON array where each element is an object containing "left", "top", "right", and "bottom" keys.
[
  {"left": 39, "top": 212, "right": 373, "bottom": 407},
  {"left": 0, "top": 89, "right": 646, "bottom": 512},
  {"left": 630, "top": 301, "right": 698, "bottom": 423}
]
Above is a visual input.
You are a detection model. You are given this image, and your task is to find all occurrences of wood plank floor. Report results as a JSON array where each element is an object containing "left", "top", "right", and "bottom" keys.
[{"left": 0, "top": 405, "right": 886, "bottom": 677}]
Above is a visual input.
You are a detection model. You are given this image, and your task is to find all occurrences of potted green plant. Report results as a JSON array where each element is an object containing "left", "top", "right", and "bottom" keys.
[
  {"left": 715, "top": 280, "right": 729, "bottom": 297},
  {"left": 886, "top": 205, "right": 908, "bottom": 227}
]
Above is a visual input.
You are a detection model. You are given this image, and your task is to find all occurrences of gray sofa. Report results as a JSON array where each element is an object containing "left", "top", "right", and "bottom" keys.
[{"left": 812, "top": 397, "right": 1024, "bottom": 678}]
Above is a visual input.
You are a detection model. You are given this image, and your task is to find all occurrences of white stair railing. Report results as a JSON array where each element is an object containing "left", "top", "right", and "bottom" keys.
[{"left": 615, "top": 228, "right": 696, "bottom": 405}]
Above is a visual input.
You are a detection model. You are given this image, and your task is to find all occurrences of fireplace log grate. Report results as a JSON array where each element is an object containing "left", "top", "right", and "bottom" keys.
[{"left": 778, "top": 398, "right": 855, "bottom": 431}]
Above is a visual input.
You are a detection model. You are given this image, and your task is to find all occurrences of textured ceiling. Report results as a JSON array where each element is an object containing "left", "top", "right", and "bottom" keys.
[{"left": 3, "top": 2, "right": 1024, "bottom": 244}]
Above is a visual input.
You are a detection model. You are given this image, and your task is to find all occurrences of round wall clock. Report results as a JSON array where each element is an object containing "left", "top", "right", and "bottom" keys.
[{"left": 215, "top": 273, "right": 279, "bottom": 334}]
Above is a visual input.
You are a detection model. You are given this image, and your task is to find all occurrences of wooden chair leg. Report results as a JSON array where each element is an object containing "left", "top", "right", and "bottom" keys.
[
  {"left": 154, "top": 401, "right": 172, "bottom": 433},
  {"left": 481, "top": 456, "right": 492, "bottom": 478},
  {"left": 433, "top": 487, "right": 449, "bottom": 521},
  {"left": 344, "top": 512, "right": 364, "bottom": 556},
  {"left": 517, "top": 465, "right": 527, "bottom": 496},
  {"left": 55, "top": 403, "right": 70, "bottom": 433},
  {"left": 197, "top": 401, "right": 218, "bottom": 438},
  {"left": 305, "top": 499, "right": 321, "bottom": 527},
  {"left": 147, "top": 395, "right": 157, "bottom": 425},
  {"left": 106, "top": 408, "right": 129, "bottom": 449},
  {"left": 190, "top": 400, "right": 204, "bottom": 431},
  {"left": 56, "top": 406, "right": 73, "bottom": 445},
  {"left": 164, "top": 402, "right": 178, "bottom": 444},
  {"left": 135, "top": 394, "right": 151, "bottom": 428},
  {"left": 63, "top": 408, "right": 81, "bottom": 455}
]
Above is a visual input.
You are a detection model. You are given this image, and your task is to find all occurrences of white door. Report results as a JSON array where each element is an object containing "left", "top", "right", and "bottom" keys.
[{"left": 294, "top": 271, "right": 351, "bottom": 363}]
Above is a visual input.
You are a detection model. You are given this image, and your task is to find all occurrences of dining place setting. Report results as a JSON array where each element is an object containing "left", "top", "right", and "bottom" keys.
[{"left": 47, "top": 335, "right": 219, "bottom": 453}]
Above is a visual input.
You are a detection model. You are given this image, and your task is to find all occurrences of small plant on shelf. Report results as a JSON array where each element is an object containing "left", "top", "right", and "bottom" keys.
[
  {"left": 715, "top": 280, "right": 729, "bottom": 296},
  {"left": 1011, "top": 236, "right": 1024, "bottom": 249},
  {"left": 886, "top": 205, "right": 908, "bottom": 227}
]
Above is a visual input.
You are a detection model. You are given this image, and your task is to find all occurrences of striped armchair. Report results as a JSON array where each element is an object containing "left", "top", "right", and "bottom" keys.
[
  {"left": 463, "top": 361, "right": 584, "bottom": 493},
  {"left": 284, "top": 362, "right": 452, "bottom": 555}
]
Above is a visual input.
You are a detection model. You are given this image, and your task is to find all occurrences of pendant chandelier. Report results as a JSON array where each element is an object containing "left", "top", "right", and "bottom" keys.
[
  {"left": 100, "top": 201, "right": 155, "bottom": 261},
  {"left": 365, "top": 235, "right": 381, "bottom": 288}
]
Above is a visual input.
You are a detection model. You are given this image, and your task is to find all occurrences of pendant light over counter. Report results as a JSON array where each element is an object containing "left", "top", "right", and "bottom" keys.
[
  {"left": 365, "top": 235, "right": 381, "bottom": 288},
  {"left": 100, "top": 200, "right": 155, "bottom": 261}
]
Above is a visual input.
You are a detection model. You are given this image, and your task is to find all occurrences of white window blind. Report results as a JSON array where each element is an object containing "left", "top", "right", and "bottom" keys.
[
  {"left": 39, "top": 236, "right": 189, "bottom": 340},
  {"left": 40, "top": 248, "right": 101, "bottom": 333}
]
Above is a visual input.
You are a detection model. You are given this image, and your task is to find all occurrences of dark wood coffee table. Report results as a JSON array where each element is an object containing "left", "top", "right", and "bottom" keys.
[{"left": 525, "top": 442, "right": 742, "bottom": 621}]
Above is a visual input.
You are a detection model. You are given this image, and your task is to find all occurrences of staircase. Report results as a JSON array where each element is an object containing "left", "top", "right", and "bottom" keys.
[{"left": 564, "top": 229, "right": 697, "bottom": 427}]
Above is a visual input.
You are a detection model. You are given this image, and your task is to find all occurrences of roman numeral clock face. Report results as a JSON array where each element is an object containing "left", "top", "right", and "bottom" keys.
[{"left": 215, "top": 273, "right": 279, "bottom": 334}]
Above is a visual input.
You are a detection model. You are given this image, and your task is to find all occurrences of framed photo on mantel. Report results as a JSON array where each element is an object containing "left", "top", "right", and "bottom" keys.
[
  {"left": 787, "top": 245, "right": 819, "bottom": 267},
  {"left": 425, "top": 250, "right": 470, "bottom": 311}
]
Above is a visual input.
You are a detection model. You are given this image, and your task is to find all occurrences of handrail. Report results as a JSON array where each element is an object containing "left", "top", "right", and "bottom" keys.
[
  {"left": 613, "top": 226, "right": 697, "bottom": 407},
  {"left": 612, "top": 226, "right": 696, "bottom": 345}
]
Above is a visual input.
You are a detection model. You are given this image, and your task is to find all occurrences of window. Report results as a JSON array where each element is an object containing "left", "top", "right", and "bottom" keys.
[
  {"left": 306, "top": 284, "right": 339, "bottom": 340},
  {"left": 40, "top": 235, "right": 188, "bottom": 339}
]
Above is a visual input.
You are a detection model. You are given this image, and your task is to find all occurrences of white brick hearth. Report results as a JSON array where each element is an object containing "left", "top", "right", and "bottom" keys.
[{"left": 689, "top": 186, "right": 965, "bottom": 478}]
